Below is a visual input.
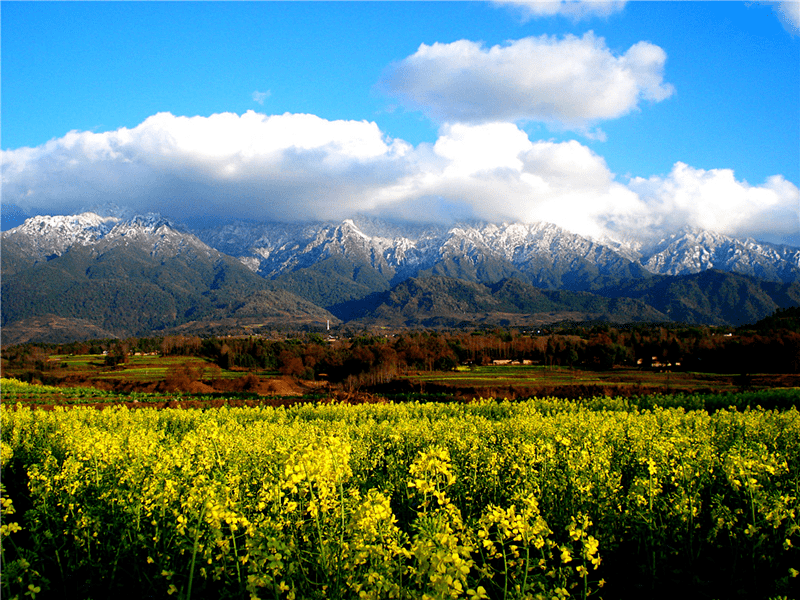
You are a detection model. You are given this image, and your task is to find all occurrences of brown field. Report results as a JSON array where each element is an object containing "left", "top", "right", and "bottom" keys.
[
  {"left": 1, "top": 353, "right": 325, "bottom": 406},
  {"left": 3, "top": 351, "right": 799, "bottom": 409}
]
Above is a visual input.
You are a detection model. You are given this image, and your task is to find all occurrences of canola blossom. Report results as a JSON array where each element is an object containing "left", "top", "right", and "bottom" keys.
[{"left": 1, "top": 395, "right": 799, "bottom": 599}]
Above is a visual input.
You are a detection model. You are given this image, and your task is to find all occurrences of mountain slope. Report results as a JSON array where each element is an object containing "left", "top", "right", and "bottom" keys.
[
  {"left": 4, "top": 212, "right": 800, "bottom": 340},
  {"left": 605, "top": 228, "right": 800, "bottom": 283},
  {"left": 1, "top": 214, "right": 336, "bottom": 342},
  {"left": 603, "top": 270, "right": 800, "bottom": 326},
  {"left": 197, "top": 218, "right": 657, "bottom": 307},
  {"left": 198, "top": 218, "right": 800, "bottom": 301},
  {"left": 338, "top": 276, "right": 669, "bottom": 327}
]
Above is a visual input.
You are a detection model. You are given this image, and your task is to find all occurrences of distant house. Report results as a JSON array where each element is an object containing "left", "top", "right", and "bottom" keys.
[
  {"left": 637, "top": 356, "right": 681, "bottom": 370},
  {"left": 491, "top": 359, "right": 535, "bottom": 366}
]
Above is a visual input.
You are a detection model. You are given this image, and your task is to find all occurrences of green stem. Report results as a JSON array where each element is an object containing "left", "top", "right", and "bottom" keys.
[
  {"left": 300, "top": 461, "right": 329, "bottom": 582},
  {"left": 186, "top": 502, "right": 208, "bottom": 600},
  {"left": 331, "top": 451, "right": 346, "bottom": 597},
  {"left": 521, "top": 543, "right": 530, "bottom": 596},
  {"left": 1, "top": 543, "right": 8, "bottom": 599},
  {"left": 54, "top": 547, "right": 66, "bottom": 595},
  {"left": 501, "top": 544, "right": 509, "bottom": 600},
  {"left": 582, "top": 553, "right": 588, "bottom": 600},
  {"left": 231, "top": 526, "right": 242, "bottom": 593}
]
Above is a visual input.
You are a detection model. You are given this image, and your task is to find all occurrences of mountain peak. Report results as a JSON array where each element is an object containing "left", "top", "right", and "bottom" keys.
[
  {"left": 337, "top": 218, "right": 370, "bottom": 240},
  {"left": 11, "top": 212, "right": 119, "bottom": 235},
  {"left": 638, "top": 228, "right": 800, "bottom": 281},
  {"left": 2, "top": 211, "right": 215, "bottom": 262},
  {"left": 126, "top": 213, "right": 182, "bottom": 230},
  {"left": 7, "top": 210, "right": 800, "bottom": 289},
  {"left": 3, "top": 212, "right": 121, "bottom": 260}
]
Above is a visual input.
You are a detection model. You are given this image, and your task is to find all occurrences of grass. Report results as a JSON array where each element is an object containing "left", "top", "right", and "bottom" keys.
[
  {"left": 400, "top": 364, "right": 774, "bottom": 393},
  {"left": 23, "top": 354, "right": 279, "bottom": 383},
  {"left": 4, "top": 355, "right": 797, "bottom": 407}
]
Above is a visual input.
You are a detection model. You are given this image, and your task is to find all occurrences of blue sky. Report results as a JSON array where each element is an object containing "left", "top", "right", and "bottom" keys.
[{"left": 2, "top": 1, "right": 799, "bottom": 245}]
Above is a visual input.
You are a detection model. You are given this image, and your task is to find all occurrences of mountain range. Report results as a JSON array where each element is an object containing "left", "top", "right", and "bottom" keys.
[{"left": 2, "top": 212, "right": 799, "bottom": 344}]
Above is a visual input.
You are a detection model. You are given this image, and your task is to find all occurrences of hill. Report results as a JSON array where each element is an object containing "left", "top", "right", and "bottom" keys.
[
  {"left": 331, "top": 276, "right": 668, "bottom": 327},
  {"left": 1, "top": 216, "right": 336, "bottom": 343}
]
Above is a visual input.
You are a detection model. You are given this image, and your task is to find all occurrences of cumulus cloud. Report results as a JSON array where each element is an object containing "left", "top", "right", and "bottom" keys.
[
  {"left": 493, "top": 0, "right": 627, "bottom": 21},
  {"left": 628, "top": 163, "right": 800, "bottom": 245},
  {"left": 370, "top": 122, "right": 649, "bottom": 238},
  {"left": 1, "top": 111, "right": 412, "bottom": 223},
  {"left": 378, "top": 33, "right": 674, "bottom": 131},
  {"left": 2, "top": 113, "right": 797, "bottom": 245}
]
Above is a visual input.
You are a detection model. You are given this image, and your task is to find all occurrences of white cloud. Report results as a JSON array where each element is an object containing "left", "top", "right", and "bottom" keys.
[
  {"left": 774, "top": 0, "right": 800, "bottom": 35},
  {"left": 379, "top": 33, "right": 673, "bottom": 132},
  {"left": 493, "top": 0, "right": 627, "bottom": 21},
  {"left": 2, "top": 113, "right": 796, "bottom": 246},
  {"left": 252, "top": 90, "right": 271, "bottom": 105},
  {"left": 433, "top": 122, "right": 532, "bottom": 175},
  {"left": 628, "top": 163, "right": 800, "bottom": 244},
  {"left": 371, "top": 122, "right": 647, "bottom": 239},
  {"left": 0, "top": 111, "right": 412, "bottom": 223}
]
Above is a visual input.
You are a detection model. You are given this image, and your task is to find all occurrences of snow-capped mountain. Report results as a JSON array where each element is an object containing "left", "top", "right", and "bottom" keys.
[
  {"left": 196, "top": 218, "right": 401, "bottom": 278},
  {"left": 3, "top": 211, "right": 800, "bottom": 340},
  {"left": 1, "top": 212, "right": 337, "bottom": 343},
  {"left": 2, "top": 212, "right": 215, "bottom": 265},
  {"left": 4, "top": 212, "right": 120, "bottom": 260},
  {"left": 605, "top": 228, "right": 800, "bottom": 283},
  {"left": 6, "top": 212, "right": 800, "bottom": 286},
  {"left": 96, "top": 214, "right": 215, "bottom": 259},
  {"left": 7, "top": 212, "right": 800, "bottom": 288},
  {"left": 195, "top": 217, "right": 652, "bottom": 290}
]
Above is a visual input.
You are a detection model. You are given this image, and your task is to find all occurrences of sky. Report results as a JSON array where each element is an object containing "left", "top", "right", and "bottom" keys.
[{"left": 2, "top": 0, "right": 799, "bottom": 246}]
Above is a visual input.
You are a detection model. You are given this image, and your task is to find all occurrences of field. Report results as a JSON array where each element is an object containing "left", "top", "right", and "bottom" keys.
[
  {"left": 2, "top": 353, "right": 323, "bottom": 407},
  {"left": 2, "top": 378, "right": 799, "bottom": 600},
  {"left": 44, "top": 353, "right": 276, "bottom": 384},
  {"left": 404, "top": 364, "right": 777, "bottom": 392},
  {"left": 54, "top": 354, "right": 236, "bottom": 382},
  {"left": 6, "top": 350, "right": 799, "bottom": 408}
]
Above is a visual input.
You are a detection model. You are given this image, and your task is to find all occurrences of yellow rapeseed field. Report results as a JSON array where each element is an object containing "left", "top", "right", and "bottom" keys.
[{"left": 1, "top": 387, "right": 798, "bottom": 599}]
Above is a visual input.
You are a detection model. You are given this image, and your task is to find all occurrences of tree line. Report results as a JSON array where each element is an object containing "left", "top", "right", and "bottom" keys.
[{"left": 5, "top": 311, "right": 800, "bottom": 382}]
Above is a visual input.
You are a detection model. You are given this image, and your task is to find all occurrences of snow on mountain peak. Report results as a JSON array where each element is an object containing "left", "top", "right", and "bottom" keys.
[
  {"left": 629, "top": 227, "right": 800, "bottom": 280},
  {"left": 6, "top": 211, "right": 800, "bottom": 285},
  {"left": 3, "top": 211, "right": 214, "bottom": 261},
  {"left": 338, "top": 218, "right": 370, "bottom": 241},
  {"left": 12, "top": 212, "right": 119, "bottom": 236},
  {"left": 3, "top": 212, "right": 121, "bottom": 258}
]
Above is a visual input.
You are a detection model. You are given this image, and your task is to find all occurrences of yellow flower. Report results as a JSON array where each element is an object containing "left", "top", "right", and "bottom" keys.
[{"left": 467, "top": 586, "right": 489, "bottom": 600}]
